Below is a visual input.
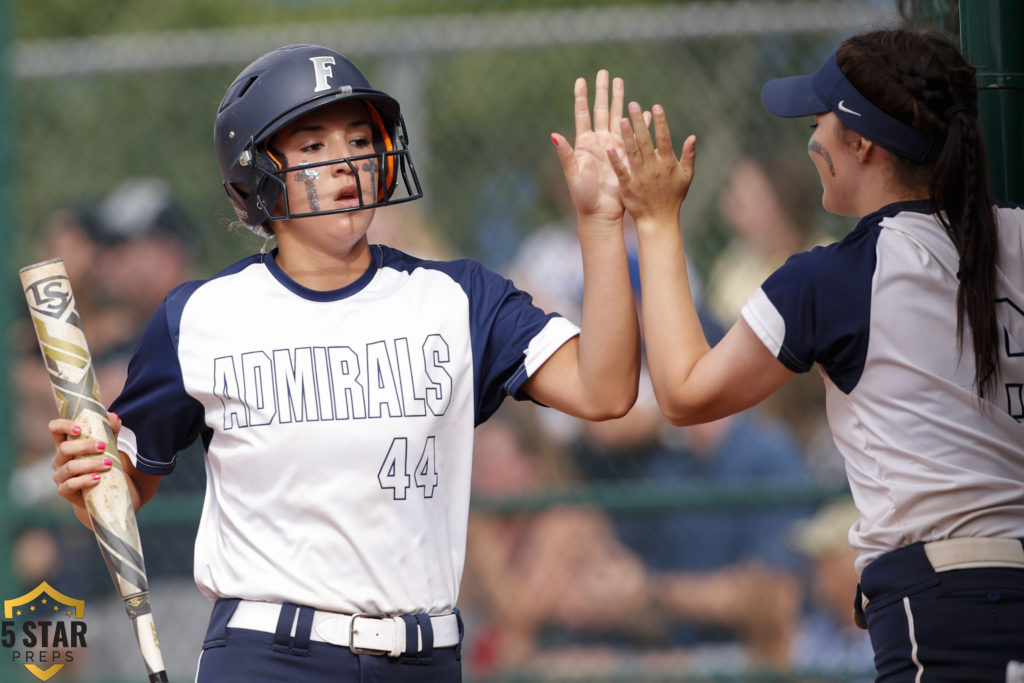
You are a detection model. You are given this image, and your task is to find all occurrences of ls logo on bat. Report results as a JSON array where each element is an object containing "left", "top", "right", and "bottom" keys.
[
  {"left": 23, "top": 275, "right": 74, "bottom": 321},
  {"left": 2, "top": 581, "right": 88, "bottom": 680}
]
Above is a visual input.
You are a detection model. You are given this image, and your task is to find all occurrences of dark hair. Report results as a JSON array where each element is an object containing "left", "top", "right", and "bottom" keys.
[{"left": 838, "top": 28, "right": 999, "bottom": 400}]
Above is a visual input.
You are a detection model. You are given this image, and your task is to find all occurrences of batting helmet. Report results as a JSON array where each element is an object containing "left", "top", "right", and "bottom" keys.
[{"left": 214, "top": 44, "right": 422, "bottom": 236}]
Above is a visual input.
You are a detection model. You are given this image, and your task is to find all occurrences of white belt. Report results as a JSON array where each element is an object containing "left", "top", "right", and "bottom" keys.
[
  {"left": 226, "top": 600, "right": 460, "bottom": 656},
  {"left": 861, "top": 537, "right": 1024, "bottom": 610},
  {"left": 923, "top": 537, "right": 1024, "bottom": 572}
]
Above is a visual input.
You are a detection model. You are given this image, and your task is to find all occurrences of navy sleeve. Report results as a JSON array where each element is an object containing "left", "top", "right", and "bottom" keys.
[
  {"left": 760, "top": 223, "right": 881, "bottom": 393},
  {"left": 436, "top": 259, "right": 565, "bottom": 425},
  {"left": 110, "top": 283, "right": 209, "bottom": 474}
]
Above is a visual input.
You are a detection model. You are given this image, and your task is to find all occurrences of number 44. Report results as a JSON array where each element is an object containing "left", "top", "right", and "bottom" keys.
[{"left": 378, "top": 437, "right": 440, "bottom": 500}]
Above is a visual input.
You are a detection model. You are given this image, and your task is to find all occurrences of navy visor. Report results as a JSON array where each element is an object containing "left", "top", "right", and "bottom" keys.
[{"left": 762, "top": 52, "right": 938, "bottom": 163}]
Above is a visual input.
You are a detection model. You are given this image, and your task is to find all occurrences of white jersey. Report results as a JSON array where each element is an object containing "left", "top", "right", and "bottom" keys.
[
  {"left": 111, "top": 245, "right": 579, "bottom": 614},
  {"left": 742, "top": 200, "right": 1024, "bottom": 573}
]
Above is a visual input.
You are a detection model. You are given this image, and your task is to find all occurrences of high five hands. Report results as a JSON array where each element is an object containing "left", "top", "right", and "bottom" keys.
[
  {"left": 610, "top": 101, "right": 697, "bottom": 229},
  {"left": 552, "top": 71, "right": 696, "bottom": 229}
]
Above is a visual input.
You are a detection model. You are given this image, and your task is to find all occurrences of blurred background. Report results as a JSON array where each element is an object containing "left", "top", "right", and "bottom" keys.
[{"left": 0, "top": 0, "right": 973, "bottom": 681}]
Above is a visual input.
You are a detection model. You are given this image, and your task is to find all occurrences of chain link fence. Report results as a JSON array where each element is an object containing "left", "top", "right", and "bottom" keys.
[{"left": 5, "top": 2, "right": 913, "bottom": 681}]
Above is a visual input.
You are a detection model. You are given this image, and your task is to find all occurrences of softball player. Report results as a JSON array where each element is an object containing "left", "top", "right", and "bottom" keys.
[
  {"left": 612, "top": 28, "right": 1024, "bottom": 682},
  {"left": 48, "top": 44, "right": 641, "bottom": 682}
]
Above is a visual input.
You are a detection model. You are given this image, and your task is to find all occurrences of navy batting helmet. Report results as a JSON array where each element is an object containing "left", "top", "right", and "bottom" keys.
[{"left": 214, "top": 44, "right": 422, "bottom": 236}]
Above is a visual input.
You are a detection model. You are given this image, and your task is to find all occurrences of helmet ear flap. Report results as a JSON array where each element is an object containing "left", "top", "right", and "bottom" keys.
[
  {"left": 366, "top": 103, "right": 396, "bottom": 201},
  {"left": 250, "top": 147, "right": 286, "bottom": 221}
]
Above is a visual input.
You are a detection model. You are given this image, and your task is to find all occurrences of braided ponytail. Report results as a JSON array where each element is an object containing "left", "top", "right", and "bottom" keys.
[
  {"left": 838, "top": 29, "right": 999, "bottom": 400},
  {"left": 933, "top": 101, "right": 999, "bottom": 399}
]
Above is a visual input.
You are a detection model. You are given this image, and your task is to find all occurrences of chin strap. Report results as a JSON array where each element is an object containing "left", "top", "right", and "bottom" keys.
[{"left": 257, "top": 231, "right": 276, "bottom": 253}]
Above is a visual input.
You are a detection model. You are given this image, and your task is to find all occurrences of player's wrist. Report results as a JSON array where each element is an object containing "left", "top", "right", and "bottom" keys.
[
  {"left": 576, "top": 211, "right": 624, "bottom": 235},
  {"left": 633, "top": 212, "right": 681, "bottom": 237}
]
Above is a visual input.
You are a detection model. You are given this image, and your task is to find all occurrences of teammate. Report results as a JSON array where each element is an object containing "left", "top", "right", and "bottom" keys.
[
  {"left": 609, "top": 28, "right": 1024, "bottom": 681},
  {"left": 47, "top": 44, "right": 640, "bottom": 681}
]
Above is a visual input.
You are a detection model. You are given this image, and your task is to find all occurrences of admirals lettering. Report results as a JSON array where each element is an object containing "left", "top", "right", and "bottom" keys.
[{"left": 212, "top": 335, "right": 452, "bottom": 428}]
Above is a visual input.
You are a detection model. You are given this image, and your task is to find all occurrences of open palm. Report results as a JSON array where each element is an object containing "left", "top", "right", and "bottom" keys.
[{"left": 552, "top": 70, "right": 630, "bottom": 222}]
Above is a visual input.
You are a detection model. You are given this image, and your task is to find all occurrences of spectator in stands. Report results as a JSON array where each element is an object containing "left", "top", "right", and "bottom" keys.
[
  {"left": 21, "top": 203, "right": 137, "bottom": 362},
  {"left": 788, "top": 497, "right": 874, "bottom": 680},
  {"left": 705, "top": 151, "right": 824, "bottom": 326},
  {"left": 462, "top": 403, "right": 655, "bottom": 677},
  {"left": 631, "top": 410, "right": 813, "bottom": 668},
  {"left": 93, "top": 176, "right": 200, "bottom": 363}
]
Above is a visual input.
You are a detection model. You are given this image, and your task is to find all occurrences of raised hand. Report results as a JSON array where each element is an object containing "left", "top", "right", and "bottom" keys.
[
  {"left": 610, "top": 102, "right": 697, "bottom": 227},
  {"left": 551, "top": 70, "right": 628, "bottom": 223},
  {"left": 525, "top": 69, "right": 642, "bottom": 421}
]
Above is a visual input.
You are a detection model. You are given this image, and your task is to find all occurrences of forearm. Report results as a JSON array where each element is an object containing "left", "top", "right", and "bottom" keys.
[
  {"left": 635, "top": 215, "right": 711, "bottom": 422},
  {"left": 577, "top": 214, "right": 641, "bottom": 415}
]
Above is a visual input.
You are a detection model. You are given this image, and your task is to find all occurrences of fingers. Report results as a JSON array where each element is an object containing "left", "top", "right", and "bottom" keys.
[
  {"left": 680, "top": 134, "right": 698, "bottom": 176},
  {"left": 50, "top": 416, "right": 115, "bottom": 476},
  {"left": 651, "top": 104, "right": 676, "bottom": 157},
  {"left": 610, "top": 77, "right": 625, "bottom": 133},
  {"left": 52, "top": 431, "right": 111, "bottom": 466},
  {"left": 108, "top": 411, "right": 122, "bottom": 438},
  {"left": 551, "top": 132, "right": 574, "bottom": 171},
  {"left": 606, "top": 146, "right": 630, "bottom": 185},
  {"left": 48, "top": 415, "right": 123, "bottom": 509},
  {"left": 51, "top": 436, "right": 114, "bottom": 505},
  {"left": 49, "top": 418, "right": 82, "bottom": 448},
  {"left": 592, "top": 69, "right": 610, "bottom": 134},
  {"left": 617, "top": 116, "right": 643, "bottom": 171},
  {"left": 573, "top": 77, "right": 591, "bottom": 141},
  {"left": 573, "top": 70, "right": 625, "bottom": 138},
  {"left": 53, "top": 454, "right": 113, "bottom": 491},
  {"left": 628, "top": 102, "right": 655, "bottom": 158}
]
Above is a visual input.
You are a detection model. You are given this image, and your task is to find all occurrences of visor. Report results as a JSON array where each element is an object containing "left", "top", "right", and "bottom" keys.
[{"left": 761, "top": 52, "right": 938, "bottom": 163}]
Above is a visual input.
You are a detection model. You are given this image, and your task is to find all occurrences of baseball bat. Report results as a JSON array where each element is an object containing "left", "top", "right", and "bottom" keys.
[{"left": 20, "top": 258, "right": 169, "bottom": 683}]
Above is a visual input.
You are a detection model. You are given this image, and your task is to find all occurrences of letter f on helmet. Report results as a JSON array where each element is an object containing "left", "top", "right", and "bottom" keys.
[{"left": 310, "top": 56, "right": 336, "bottom": 92}]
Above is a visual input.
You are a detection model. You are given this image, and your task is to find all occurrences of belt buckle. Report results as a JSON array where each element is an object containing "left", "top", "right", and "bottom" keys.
[{"left": 348, "top": 612, "right": 390, "bottom": 656}]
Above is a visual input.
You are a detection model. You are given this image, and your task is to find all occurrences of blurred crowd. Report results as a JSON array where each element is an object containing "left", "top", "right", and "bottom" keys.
[{"left": 8, "top": 159, "right": 873, "bottom": 681}]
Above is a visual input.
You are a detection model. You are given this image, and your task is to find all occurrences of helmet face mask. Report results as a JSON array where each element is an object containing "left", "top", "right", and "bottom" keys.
[
  {"left": 214, "top": 45, "right": 422, "bottom": 237},
  {"left": 259, "top": 149, "right": 394, "bottom": 221}
]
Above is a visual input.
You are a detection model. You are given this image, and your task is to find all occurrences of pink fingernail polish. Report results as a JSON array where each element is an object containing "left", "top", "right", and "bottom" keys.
[
  {"left": 551, "top": 134, "right": 558, "bottom": 147},
  {"left": 96, "top": 441, "right": 106, "bottom": 451},
  {"left": 103, "top": 458, "right": 112, "bottom": 467},
  {"left": 92, "top": 474, "right": 101, "bottom": 481},
  {"left": 72, "top": 426, "right": 81, "bottom": 435}
]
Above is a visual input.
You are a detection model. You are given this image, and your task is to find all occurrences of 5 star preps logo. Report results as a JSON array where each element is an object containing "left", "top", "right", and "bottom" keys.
[{"left": 3, "top": 582, "right": 87, "bottom": 681}]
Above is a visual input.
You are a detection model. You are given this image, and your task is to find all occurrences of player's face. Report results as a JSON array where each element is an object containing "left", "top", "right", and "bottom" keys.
[
  {"left": 269, "top": 100, "right": 379, "bottom": 255},
  {"left": 807, "top": 112, "right": 859, "bottom": 217}
]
